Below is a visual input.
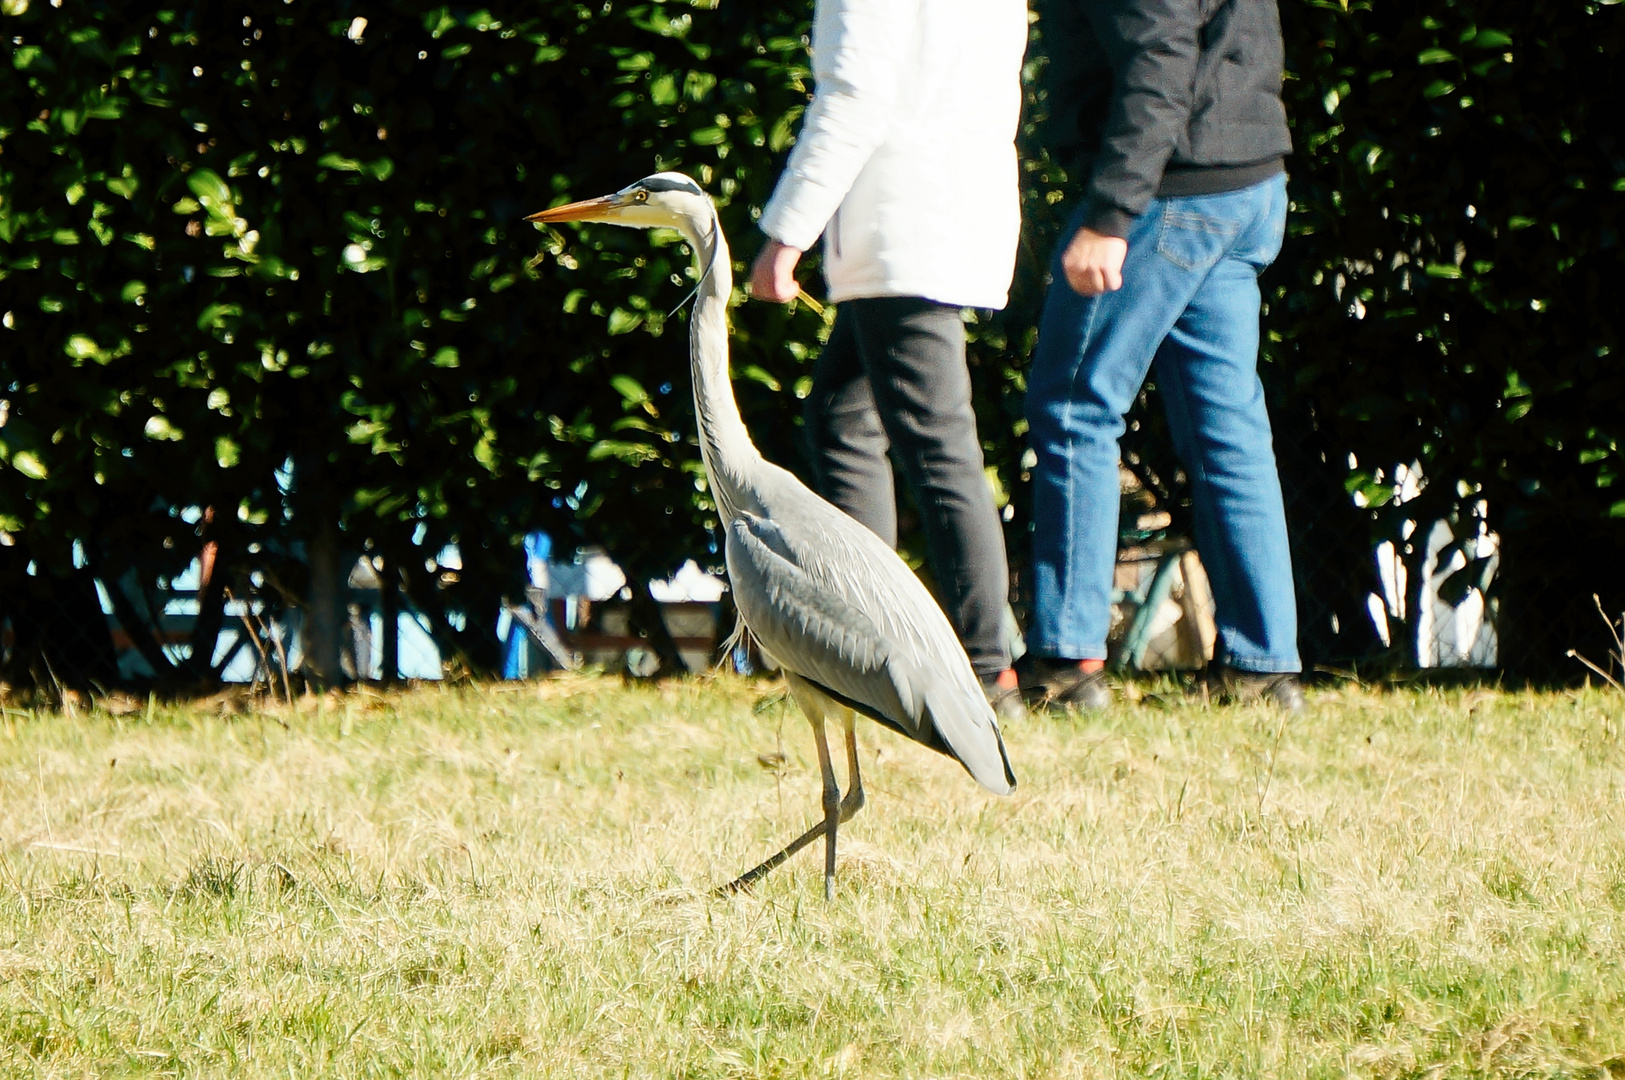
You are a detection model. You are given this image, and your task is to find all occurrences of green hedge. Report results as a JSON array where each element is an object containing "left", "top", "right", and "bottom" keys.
[
  {"left": 1269, "top": 0, "right": 1624, "bottom": 674},
  {"left": 2, "top": 0, "right": 1620, "bottom": 688},
  {"left": 0, "top": 0, "right": 823, "bottom": 682}
]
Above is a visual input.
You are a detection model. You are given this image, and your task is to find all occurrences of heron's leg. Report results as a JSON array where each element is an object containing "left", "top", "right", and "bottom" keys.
[
  {"left": 813, "top": 714, "right": 840, "bottom": 902},
  {"left": 713, "top": 820, "right": 825, "bottom": 896},
  {"left": 713, "top": 676, "right": 841, "bottom": 898},
  {"left": 838, "top": 710, "right": 865, "bottom": 823}
]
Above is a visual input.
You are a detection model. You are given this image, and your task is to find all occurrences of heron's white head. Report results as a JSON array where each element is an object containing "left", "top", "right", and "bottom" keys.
[{"left": 524, "top": 172, "right": 713, "bottom": 235}]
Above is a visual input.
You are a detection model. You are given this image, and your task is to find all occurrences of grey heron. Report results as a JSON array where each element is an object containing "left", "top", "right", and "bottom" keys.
[{"left": 526, "top": 173, "right": 1016, "bottom": 899}]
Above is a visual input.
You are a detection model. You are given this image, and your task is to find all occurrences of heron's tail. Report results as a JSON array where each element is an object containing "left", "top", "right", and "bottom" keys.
[{"left": 924, "top": 685, "right": 1017, "bottom": 796}]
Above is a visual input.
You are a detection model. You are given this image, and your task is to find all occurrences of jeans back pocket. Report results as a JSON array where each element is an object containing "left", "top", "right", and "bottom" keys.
[{"left": 1156, "top": 206, "right": 1241, "bottom": 272}]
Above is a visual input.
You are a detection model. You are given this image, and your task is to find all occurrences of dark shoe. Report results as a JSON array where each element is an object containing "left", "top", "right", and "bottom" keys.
[
  {"left": 981, "top": 669, "right": 1028, "bottom": 722},
  {"left": 1021, "top": 657, "right": 1112, "bottom": 712},
  {"left": 1218, "top": 667, "right": 1305, "bottom": 712}
]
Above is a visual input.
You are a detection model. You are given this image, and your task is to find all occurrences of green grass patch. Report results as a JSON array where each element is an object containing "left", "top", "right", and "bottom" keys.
[{"left": 2, "top": 677, "right": 1624, "bottom": 1077}]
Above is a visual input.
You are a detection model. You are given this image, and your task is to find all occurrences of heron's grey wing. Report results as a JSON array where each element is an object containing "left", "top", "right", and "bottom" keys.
[
  {"left": 725, "top": 511, "right": 1015, "bottom": 795},
  {"left": 725, "top": 516, "right": 917, "bottom": 733}
]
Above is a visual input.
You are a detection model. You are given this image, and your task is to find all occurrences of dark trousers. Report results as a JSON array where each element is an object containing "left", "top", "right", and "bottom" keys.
[{"left": 803, "top": 296, "right": 1011, "bottom": 678}]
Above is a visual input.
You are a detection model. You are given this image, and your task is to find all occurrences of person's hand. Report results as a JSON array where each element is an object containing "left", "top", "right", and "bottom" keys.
[
  {"left": 749, "top": 238, "right": 804, "bottom": 303},
  {"left": 1060, "top": 226, "right": 1128, "bottom": 296}
]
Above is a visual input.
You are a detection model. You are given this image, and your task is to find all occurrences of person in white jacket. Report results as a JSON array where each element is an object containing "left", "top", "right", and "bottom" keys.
[{"left": 749, "top": 0, "right": 1030, "bottom": 716}]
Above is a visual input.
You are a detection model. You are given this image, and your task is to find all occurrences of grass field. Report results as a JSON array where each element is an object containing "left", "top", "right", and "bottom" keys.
[{"left": 2, "top": 676, "right": 1624, "bottom": 1078}]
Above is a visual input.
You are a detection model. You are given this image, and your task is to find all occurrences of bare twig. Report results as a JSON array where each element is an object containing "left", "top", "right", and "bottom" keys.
[
  {"left": 1594, "top": 594, "right": 1624, "bottom": 654},
  {"left": 227, "top": 588, "right": 277, "bottom": 703},
  {"left": 1566, "top": 649, "right": 1623, "bottom": 692},
  {"left": 231, "top": 589, "right": 293, "bottom": 704},
  {"left": 266, "top": 615, "right": 294, "bottom": 704},
  {"left": 1567, "top": 597, "right": 1625, "bottom": 691}
]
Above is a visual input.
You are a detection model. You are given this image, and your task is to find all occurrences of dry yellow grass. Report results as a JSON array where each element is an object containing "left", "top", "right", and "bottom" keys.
[{"left": 2, "top": 676, "right": 1623, "bottom": 1077}]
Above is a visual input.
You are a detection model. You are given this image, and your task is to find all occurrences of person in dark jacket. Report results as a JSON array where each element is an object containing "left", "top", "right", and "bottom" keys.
[{"left": 1024, "top": 0, "right": 1304, "bottom": 710}]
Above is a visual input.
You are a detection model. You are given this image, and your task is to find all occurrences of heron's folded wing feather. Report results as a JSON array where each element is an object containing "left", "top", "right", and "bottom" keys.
[
  {"left": 745, "top": 483, "right": 973, "bottom": 682},
  {"left": 726, "top": 511, "right": 1015, "bottom": 794},
  {"left": 726, "top": 516, "right": 921, "bottom": 740}
]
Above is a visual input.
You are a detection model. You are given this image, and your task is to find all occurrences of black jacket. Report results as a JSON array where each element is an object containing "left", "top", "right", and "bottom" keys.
[{"left": 1042, "top": 0, "right": 1293, "bottom": 237}]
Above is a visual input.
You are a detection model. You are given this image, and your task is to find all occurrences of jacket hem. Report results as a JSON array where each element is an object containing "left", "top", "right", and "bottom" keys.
[
  {"left": 1156, "top": 158, "right": 1285, "bottom": 199},
  {"left": 826, "top": 282, "right": 1011, "bottom": 311}
]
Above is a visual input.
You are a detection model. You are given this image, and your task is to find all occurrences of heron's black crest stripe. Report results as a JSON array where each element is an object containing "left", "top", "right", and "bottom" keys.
[{"left": 640, "top": 176, "right": 705, "bottom": 196}]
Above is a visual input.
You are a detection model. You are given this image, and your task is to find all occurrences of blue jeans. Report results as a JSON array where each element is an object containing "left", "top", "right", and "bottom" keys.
[{"left": 1025, "top": 174, "right": 1300, "bottom": 673}]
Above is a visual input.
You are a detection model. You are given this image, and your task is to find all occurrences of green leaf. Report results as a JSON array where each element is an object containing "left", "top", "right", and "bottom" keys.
[
  {"left": 1417, "top": 47, "right": 1456, "bottom": 65},
  {"left": 606, "top": 308, "right": 642, "bottom": 336},
  {"left": 11, "top": 44, "right": 54, "bottom": 71},
  {"left": 432, "top": 346, "right": 460, "bottom": 368},
  {"left": 587, "top": 440, "right": 661, "bottom": 464},
  {"left": 215, "top": 436, "right": 240, "bottom": 468},
  {"left": 106, "top": 171, "right": 140, "bottom": 199},
  {"left": 740, "top": 365, "right": 781, "bottom": 392},
  {"left": 610, "top": 375, "right": 649, "bottom": 404},
  {"left": 85, "top": 94, "right": 124, "bottom": 121},
  {"left": 473, "top": 434, "right": 497, "bottom": 471},
  {"left": 769, "top": 107, "right": 803, "bottom": 153},
  {"left": 64, "top": 334, "right": 102, "bottom": 360},
  {"left": 197, "top": 302, "right": 242, "bottom": 331},
  {"left": 186, "top": 168, "right": 232, "bottom": 207},
  {"left": 144, "top": 416, "right": 184, "bottom": 441},
  {"left": 11, "top": 451, "right": 48, "bottom": 480}
]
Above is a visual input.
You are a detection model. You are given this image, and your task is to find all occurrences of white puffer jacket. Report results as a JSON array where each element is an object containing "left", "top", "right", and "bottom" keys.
[{"left": 757, "top": 0, "right": 1028, "bottom": 310}]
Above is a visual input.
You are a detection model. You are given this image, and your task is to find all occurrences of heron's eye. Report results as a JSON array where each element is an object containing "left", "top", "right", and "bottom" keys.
[{"left": 634, "top": 190, "right": 649, "bottom": 202}]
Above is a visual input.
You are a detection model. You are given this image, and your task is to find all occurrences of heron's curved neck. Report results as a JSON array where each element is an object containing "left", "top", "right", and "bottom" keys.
[{"left": 679, "top": 209, "right": 760, "bottom": 523}]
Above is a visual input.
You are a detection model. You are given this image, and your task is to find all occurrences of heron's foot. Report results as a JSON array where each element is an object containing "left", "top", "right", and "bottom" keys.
[
  {"left": 713, "top": 787, "right": 861, "bottom": 898},
  {"left": 712, "top": 818, "right": 826, "bottom": 898}
]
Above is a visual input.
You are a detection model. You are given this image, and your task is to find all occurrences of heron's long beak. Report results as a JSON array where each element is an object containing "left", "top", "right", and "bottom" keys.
[{"left": 524, "top": 194, "right": 621, "bottom": 224}]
